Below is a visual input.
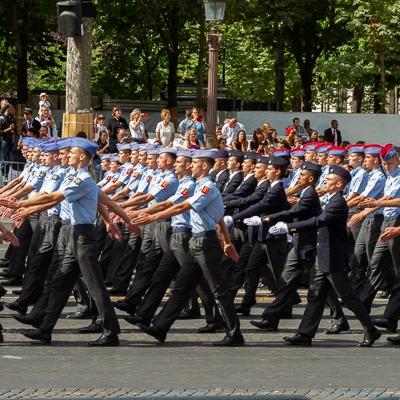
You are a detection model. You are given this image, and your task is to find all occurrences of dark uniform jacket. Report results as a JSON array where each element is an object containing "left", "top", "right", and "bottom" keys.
[
  {"left": 287, "top": 191, "right": 349, "bottom": 273},
  {"left": 223, "top": 174, "right": 257, "bottom": 200},
  {"left": 225, "top": 179, "right": 269, "bottom": 212},
  {"left": 221, "top": 171, "right": 244, "bottom": 196},
  {"left": 265, "top": 185, "right": 321, "bottom": 260},
  {"left": 233, "top": 181, "right": 290, "bottom": 241},
  {"left": 214, "top": 169, "right": 230, "bottom": 193}
]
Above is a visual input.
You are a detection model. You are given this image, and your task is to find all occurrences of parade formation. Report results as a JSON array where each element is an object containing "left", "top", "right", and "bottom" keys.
[{"left": 0, "top": 123, "right": 400, "bottom": 349}]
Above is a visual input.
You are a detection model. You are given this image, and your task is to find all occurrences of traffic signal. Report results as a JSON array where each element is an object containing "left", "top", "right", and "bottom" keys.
[{"left": 57, "top": 1, "right": 82, "bottom": 37}]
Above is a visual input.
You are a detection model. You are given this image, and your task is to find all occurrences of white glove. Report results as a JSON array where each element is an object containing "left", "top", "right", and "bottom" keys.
[
  {"left": 268, "top": 222, "right": 288, "bottom": 235},
  {"left": 223, "top": 215, "right": 234, "bottom": 230},
  {"left": 243, "top": 216, "right": 262, "bottom": 226}
]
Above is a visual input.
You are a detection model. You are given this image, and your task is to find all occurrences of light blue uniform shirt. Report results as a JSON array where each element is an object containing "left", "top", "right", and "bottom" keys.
[
  {"left": 316, "top": 165, "right": 330, "bottom": 189},
  {"left": 345, "top": 166, "right": 369, "bottom": 197},
  {"left": 40, "top": 164, "right": 68, "bottom": 218},
  {"left": 28, "top": 165, "right": 50, "bottom": 196},
  {"left": 20, "top": 160, "right": 33, "bottom": 182},
  {"left": 97, "top": 170, "right": 116, "bottom": 188},
  {"left": 59, "top": 167, "right": 98, "bottom": 225},
  {"left": 288, "top": 168, "right": 301, "bottom": 189},
  {"left": 126, "top": 164, "right": 147, "bottom": 193},
  {"left": 382, "top": 167, "right": 400, "bottom": 218},
  {"left": 117, "top": 162, "right": 134, "bottom": 185},
  {"left": 188, "top": 176, "right": 224, "bottom": 235},
  {"left": 136, "top": 168, "right": 159, "bottom": 195},
  {"left": 169, "top": 176, "right": 196, "bottom": 230},
  {"left": 360, "top": 168, "right": 386, "bottom": 199},
  {"left": 149, "top": 169, "right": 179, "bottom": 204},
  {"left": 59, "top": 167, "right": 75, "bottom": 221}
]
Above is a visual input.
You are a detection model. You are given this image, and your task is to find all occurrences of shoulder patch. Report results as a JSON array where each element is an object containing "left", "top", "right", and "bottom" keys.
[
  {"left": 112, "top": 178, "right": 118, "bottom": 183},
  {"left": 106, "top": 175, "right": 112, "bottom": 181},
  {"left": 74, "top": 177, "right": 82, "bottom": 185},
  {"left": 133, "top": 172, "right": 141, "bottom": 178},
  {"left": 126, "top": 168, "right": 133, "bottom": 175},
  {"left": 147, "top": 175, "right": 153, "bottom": 183},
  {"left": 161, "top": 181, "right": 169, "bottom": 189},
  {"left": 39, "top": 172, "right": 46, "bottom": 178},
  {"left": 181, "top": 188, "right": 190, "bottom": 196},
  {"left": 201, "top": 186, "right": 209, "bottom": 195},
  {"left": 51, "top": 174, "right": 59, "bottom": 180},
  {"left": 67, "top": 174, "right": 74, "bottom": 180}
]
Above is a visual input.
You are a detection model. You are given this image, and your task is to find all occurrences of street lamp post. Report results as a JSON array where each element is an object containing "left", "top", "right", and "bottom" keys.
[{"left": 203, "top": 0, "right": 226, "bottom": 148}]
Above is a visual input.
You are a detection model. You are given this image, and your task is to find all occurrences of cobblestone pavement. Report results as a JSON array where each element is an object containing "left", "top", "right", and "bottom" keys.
[{"left": 1, "top": 280, "right": 400, "bottom": 399}]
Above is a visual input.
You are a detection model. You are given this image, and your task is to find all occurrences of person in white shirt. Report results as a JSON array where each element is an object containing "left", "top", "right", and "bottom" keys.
[
  {"left": 221, "top": 118, "right": 245, "bottom": 148},
  {"left": 155, "top": 108, "right": 175, "bottom": 147},
  {"left": 129, "top": 108, "right": 147, "bottom": 143}
]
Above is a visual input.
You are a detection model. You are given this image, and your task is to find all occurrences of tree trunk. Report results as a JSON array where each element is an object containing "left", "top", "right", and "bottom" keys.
[
  {"left": 8, "top": 1, "right": 29, "bottom": 104},
  {"left": 351, "top": 87, "right": 363, "bottom": 113},
  {"left": 65, "top": 18, "right": 93, "bottom": 112},
  {"left": 299, "top": 63, "right": 313, "bottom": 112},
  {"left": 373, "top": 73, "right": 386, "bottom": 113},
  {"left": 273, "top": 40, "right": 285, "bottom": 111}
]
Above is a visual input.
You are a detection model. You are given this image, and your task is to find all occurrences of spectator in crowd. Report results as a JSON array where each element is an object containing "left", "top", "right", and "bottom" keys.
[
  {"left": 38, "top": 92, "right": 52, "bottom": 112},
  {"left": 324, "top": 119, "right": 342, "bottom": 145},
  {"left": 290, "top": 117, "right": 305, "bottom": 135},
  {"left": 183, "top": 128, "right": 205, "bottom": 150},
  {"left": 231, "top": 130, "right": 248, "bottom": 151},
  {"left": 94, "top": 114, "right": 107, "bottom": 141},
  {"left": 96, "top": 130, "right": 110, "bottom": 154},
  {"left": 216, "top": 125, "right": 223, "bottom": 141},
  {"left": 303, "top": 119, "right": 312, "bottom": 135},
  {"left": 276, "top": 138, "right": 291, "bottom": 150},
  {"left": 317, "top": 135, "right": 325, "bottom": 142},
  {"left": 266, "top": 128, "right": 279, "bottom": 147},
  {"left": 221, "top": 118, "right": 245, "bottom": 148},
  {"left": 309, "top": 130, "right": 319, "bottom": 142},
  {"left": 190, "top": 107, "right": 206, "bottom": 143},
  {"left": 76, "top": 131, "right": 88, "bottom": 138},
  {"left": 285, "top": 126, "right": 297, "bottom": 146},
  {"left": 22, "top": 107, "right": 40, "bottom": 136},
  {"left": 0, "top": 98, "right": 9, "bottom": 116},
  {"left": 109, "top": 127, "right": 130, "bottom": 153},
  {"left": 0, "top": 104, "right": 17, "bottom": 161},
  {"left": 217, "top": 137, "right": 227, "bottom": 150},
  {"left": 9, "top": 129, "right": 25, "bottom": 179},
  {"left": 107, "top": 106, "right": 129, "bottom": 140},
  {"left": 262, "top": 121, "right": 272, "bottom": 138},
  {"left": 25, "top": 127, "right": 39, "bottom": 138},
  {"left": 155, "top": 108, "right": 175, "bottom": 147},
  {"left": 177, "top": 109, "right": 193, "bottom": 140},
  {"left": 38, "top": 125, "right": 49, "bottom": 139},
  {"left": 249, "top": 128, "right": 266, "bottom": 154},
  {"left": 129, "top": 109, "right": 148, "bottom": 143},
  {"left": 292, "top": 136, "right": 303, "bottom": 149},
  {"left": 35, "top": 106, "right": 57, "bottom": 137}
]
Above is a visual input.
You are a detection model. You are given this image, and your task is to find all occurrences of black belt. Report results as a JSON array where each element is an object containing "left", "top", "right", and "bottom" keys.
[
  {"left": 172, "top": 227, "right": 191, "bottom": 233},
  {"left": 192, "top": 230, "right": 217, "bottom": 238},
  {"left": 72, "top": 224, "right": 93, "bottom": 229}
]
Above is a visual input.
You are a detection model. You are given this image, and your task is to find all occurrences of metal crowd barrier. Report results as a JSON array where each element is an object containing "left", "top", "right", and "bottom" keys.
[{"left": 0, "top": 161, "right": 26, "bottom": 186}]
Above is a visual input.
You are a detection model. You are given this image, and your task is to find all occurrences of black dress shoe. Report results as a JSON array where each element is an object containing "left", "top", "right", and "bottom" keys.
[
  {"left": 357, "top": 329, "right": 381, "bottom": 347},
  {"left": 11, "top": 289, "right": 22, "bottom": 295},
  {"left": 250, "top": 319, "right": 278, "bottom": 331},
  {"left": 0, "top": 285, "right": 7, "bottom": 298},
  {"left": 283, "top": 333, "right": 312, "bottom": 346},
  {"left": 235, "top": 304, "right": 250, "bottom": 316},
  {"left": 371, "top": 317, "right": 397, "bottom": 333},
  {"left": 177, "top": 309, "right": 201, "bottom": 319},
  {"left": 387, "top": 335, "right": 400, "bottom": 345},
  {"left": 325, "top": 321, "right": 350, "bottom": 334},
  {"left": 5, "top": 301, "right": 27, "bottom": 315},
  {"left": 124, "top": 315, "right": 149, "bottom": 326},
  {"left": 107, "top": 287, "right": 127, "bottom": 296},
  {"left": 14, "top": 314, "right": 42, "bottom": 328},
  {"left": 1, "top": 277, "right": 23, "bottom": 286},
  {"left": 281, "top": 310, "right": 293, "bottom": 319},
  {"left": 211, "top": 334, "right": 245, "bottom": 347},
  {"left": 112, "top": 300, "right": 136, "bottom": 316},
  {"left": 79, "top": 321, "right": 103, "bottom": 334},
  {"left": 0, "top": 331, "right": 3, "bottom": 343},
  {"left": 23, "top": 329, "right": 51, "bottom": 345},
  {"left": 87, "top": 334, "right": 119, "bottom": 347},
  {"left": 0, "top": 271, "right": 12, "bottom": 279},
  {"left": 137, "top": 323, "right": 166, "bottom": 343},
  {"left": 197, "top": 322, "right": 225, "bottom": 333},
  {"left": 65, "top": 311, "right": 93, "bottom": 319}
]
